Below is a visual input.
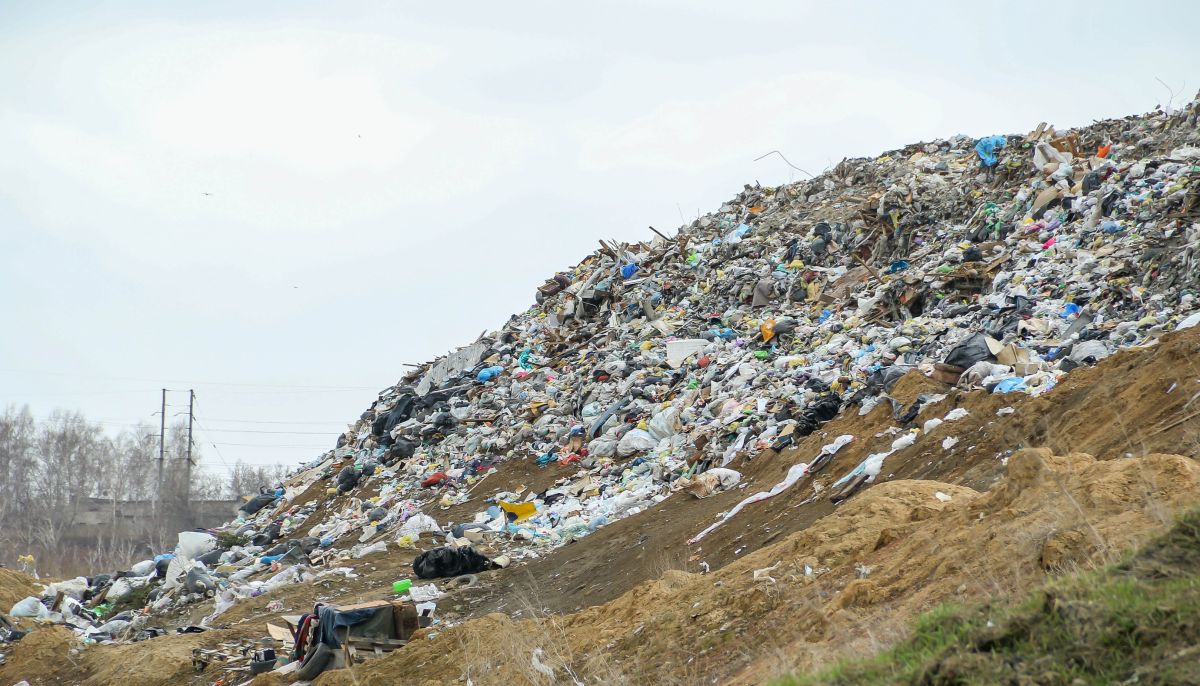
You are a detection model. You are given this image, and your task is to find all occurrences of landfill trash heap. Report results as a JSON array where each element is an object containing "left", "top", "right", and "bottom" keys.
[{"left": 4, "top": 98, "right": 1200, "bottom": 680}]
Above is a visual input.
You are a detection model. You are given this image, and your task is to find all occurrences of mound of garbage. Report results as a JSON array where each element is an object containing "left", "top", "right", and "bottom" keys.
[{"left": 2, "top": 98, "right": 1199, "bottom": 685}]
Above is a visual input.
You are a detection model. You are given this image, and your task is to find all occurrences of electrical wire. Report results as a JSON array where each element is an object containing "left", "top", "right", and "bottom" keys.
[
  {"left": 0, "top": 368, "right": 379, "bottom": 391},
  {"left": 191, "top": 417, "right": 346, "bottom": 426},
  {"left": 211, "top": 442, "right": 332, "bottom": 448}
]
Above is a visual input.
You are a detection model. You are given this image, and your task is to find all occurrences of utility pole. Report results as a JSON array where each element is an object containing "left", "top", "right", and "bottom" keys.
[
  {"left": 186, "top": 389, "right": 195, "bottom": 517},
  {"left": 187, "top": 390, "right": 195, "bottom": 465},
  {"left": 158, "top": 387, "right": 166, "bottom": 493}
]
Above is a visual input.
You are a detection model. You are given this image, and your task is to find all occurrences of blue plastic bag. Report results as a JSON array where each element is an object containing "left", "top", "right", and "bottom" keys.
[
  {"left": 993, "top": 377, "right": 1027, "bottom": 394},
  {"left": 975, "top": 135, "right": 1007, "bottom": 167},
  {"left": 477, "top": 366, "right": 504, "bottom": 382},
  {"left": 621, "top": 263, "right": 639, "bottom": 279}
]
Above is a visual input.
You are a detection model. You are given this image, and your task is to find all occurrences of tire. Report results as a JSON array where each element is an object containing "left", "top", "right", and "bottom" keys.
[{"left": 294, "top": 642, "right": 333, "bottom": 680}]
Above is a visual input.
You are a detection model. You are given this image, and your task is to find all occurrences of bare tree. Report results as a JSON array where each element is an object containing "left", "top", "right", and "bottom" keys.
[
  {"left": 0, "top": 406, "right": 37, "bottom": 553},
  {"left": 229, "top": 461, "right": 290, "bottom": 500},
  {"left": 0, "top": 408, "right": 264, "bottom": 577}
]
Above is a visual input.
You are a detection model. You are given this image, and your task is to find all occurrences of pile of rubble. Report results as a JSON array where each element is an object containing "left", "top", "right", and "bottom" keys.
[{"left": 5, "top": 97, "right": 1200, "bottom": 682}]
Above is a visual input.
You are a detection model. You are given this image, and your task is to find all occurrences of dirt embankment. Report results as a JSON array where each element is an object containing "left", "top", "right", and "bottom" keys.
[
  {"left": 0, "top": 568, "right": 39, "bottom": 615},
  {"left": 303, "top": 446, "right": 1200, "bottom": 686}
]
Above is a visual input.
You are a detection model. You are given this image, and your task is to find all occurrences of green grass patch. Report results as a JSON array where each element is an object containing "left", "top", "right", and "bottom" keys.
[
  {"left": 774, "top": 509, "right": 1200, "bottom": 686},
  {"left": 215, "top": 531, "right": 248, "bottom": 549}
]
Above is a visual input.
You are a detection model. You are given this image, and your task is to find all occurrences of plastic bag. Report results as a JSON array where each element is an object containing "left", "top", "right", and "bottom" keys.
[
  {"left": 108, "top": 576, "right": 149, "bottom": 600},
  {"left": 10, "top": 596, "right": 47, "bottom": 618},
  {"left": 45, "top": 577, "right": 88, "bottom": 601},
  {"left": 647, "top": 407, "right": 681, "bottom": 441},
  {"left": 176, "top": 532, "right": 217, "bottom": 559},
  {"left": 974, "top": 135, "right": 1007, "bottom": 167},
  {"left": 477, "top": 366, "right": 505, "bottom": 382},
  {"left": 587, "top": 434, "right": 619, "bottom": 457},
  {"left": 617, "top": 428, "right": 656, "bottom": 457},
  {"left": 398, "top": 513, "right": 441, "bottom": 537},
  {"left": 354, "top": 541, "right": 389, "bottom": 558},
  {"left": 944, "top": 333, "right": 997, "bottom": 369},
  {"left": 129, "top": 559, "right": 156, "bottom": 576}
]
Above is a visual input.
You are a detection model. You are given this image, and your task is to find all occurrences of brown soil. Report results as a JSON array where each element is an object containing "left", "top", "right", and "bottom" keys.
[
  {"left": 307, "top": 447, "right": 1200, "bottom": 686},
  {"left": 0, "top": 568, "right": 39, "bottom": 615},
  {"left": 4, "top": 329, "right": 1199, "bottom": 686}
]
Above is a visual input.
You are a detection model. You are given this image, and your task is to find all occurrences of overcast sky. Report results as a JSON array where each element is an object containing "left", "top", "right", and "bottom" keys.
[{"left": 2, "top": 1, "right": 1196, "bottom": 479}]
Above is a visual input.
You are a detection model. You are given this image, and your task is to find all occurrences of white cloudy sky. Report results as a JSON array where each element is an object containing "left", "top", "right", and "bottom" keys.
[{"left": 2, "top": 1, "right": 1196, "bottom": 479}]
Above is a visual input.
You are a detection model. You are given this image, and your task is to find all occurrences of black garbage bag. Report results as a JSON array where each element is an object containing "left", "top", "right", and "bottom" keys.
[
  {"left": 373, "top": 393, "right": 418, "bottom": 436},
  {"left": 239, "top": 493, "right": 277, "bottom": 516},
  {"left": 336, "top": 465, "right": 360, "bottom": 493},
  {"left": 252, "top": 521, "right": 282, "bottom": 547},
  {"left": 943, "top": 333, "right": 996, "bottom": 369},
  {"left": 194, "top": 549, "right": 224, "bottom": 566},
  {"left": 413, "top": 546, "right": 495, "bottom": 579},
  {"left": 771, "top": 318, "right": 798, "bottom": 337},
  {"left": 389, "top": 437, "right": 418, "bottom": 462},
  {"left": 796, "top": 393, "right": 841, "bottom": 437}
]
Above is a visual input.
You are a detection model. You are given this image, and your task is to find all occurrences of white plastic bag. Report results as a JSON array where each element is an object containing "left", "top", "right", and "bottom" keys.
[
  {"left": 647, "top": 407, "right": 681, "bottom": 441},
  {"left": 354, "top": 541, "right": 388, "bottom": 558},
  {"left": 45, "top": 577, "right": 88, "bottom": 601},
  {"left": 107, "top": 576, "right": 149, "bottom": 600},
  {"left": 617, "top": 428, "right": 656, "bottom": 457},
  {"left": 398, "top": 513, "right": 441, "bottom": 537},
  {"left": 176, "top": 531, "right": 218, "bottom": 559},
  {"left": 129, "top": 559, "right": 156, "bottom": 576},
  {"left": 10, "top": 596, "right": 47, "bottom": 618},
  {"left": 587, "top": 434, "right": 619, "bottom": 457}
]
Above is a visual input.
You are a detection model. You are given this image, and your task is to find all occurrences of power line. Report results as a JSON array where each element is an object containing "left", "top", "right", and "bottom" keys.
[
  {"left": 190, "top": 413, "right": 236, "bottom": 475},
  {"left": 0, "top": 368, "right": 379, "bottom": 391},
  {"left": 212, "top": 442, "right": 332, "bottom": 448},
  {"left": 0, "top": 389, "right": 163, "bottom": 398},
  {"left": 196, "top": 417, "right": 347, "bottom": 426},
  {"left": 197, "top": 428, "right": 336, "bottom": 435}
]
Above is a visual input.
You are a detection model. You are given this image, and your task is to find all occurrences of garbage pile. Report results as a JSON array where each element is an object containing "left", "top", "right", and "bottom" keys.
[
  {"left": 6, "top": 98, "right": 1199, "bottom": 680},
  {"left": 319, "top": 96, "right": 1200, "bottom": 556}
]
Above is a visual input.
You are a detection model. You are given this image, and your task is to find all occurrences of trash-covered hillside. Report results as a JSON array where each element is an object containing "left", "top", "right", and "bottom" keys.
[{"left": 3, "top": 98, "right": 1200, "bottom": 686}]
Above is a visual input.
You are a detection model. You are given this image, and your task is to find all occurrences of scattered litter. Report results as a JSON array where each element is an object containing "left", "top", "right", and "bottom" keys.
[{"left": 753, "top": 563, "right": 780, "bottom": 584}]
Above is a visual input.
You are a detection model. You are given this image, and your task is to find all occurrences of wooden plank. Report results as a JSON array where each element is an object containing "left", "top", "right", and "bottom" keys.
[{"left": 346, "top": 637, "right": 408, "bottom": 647}]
